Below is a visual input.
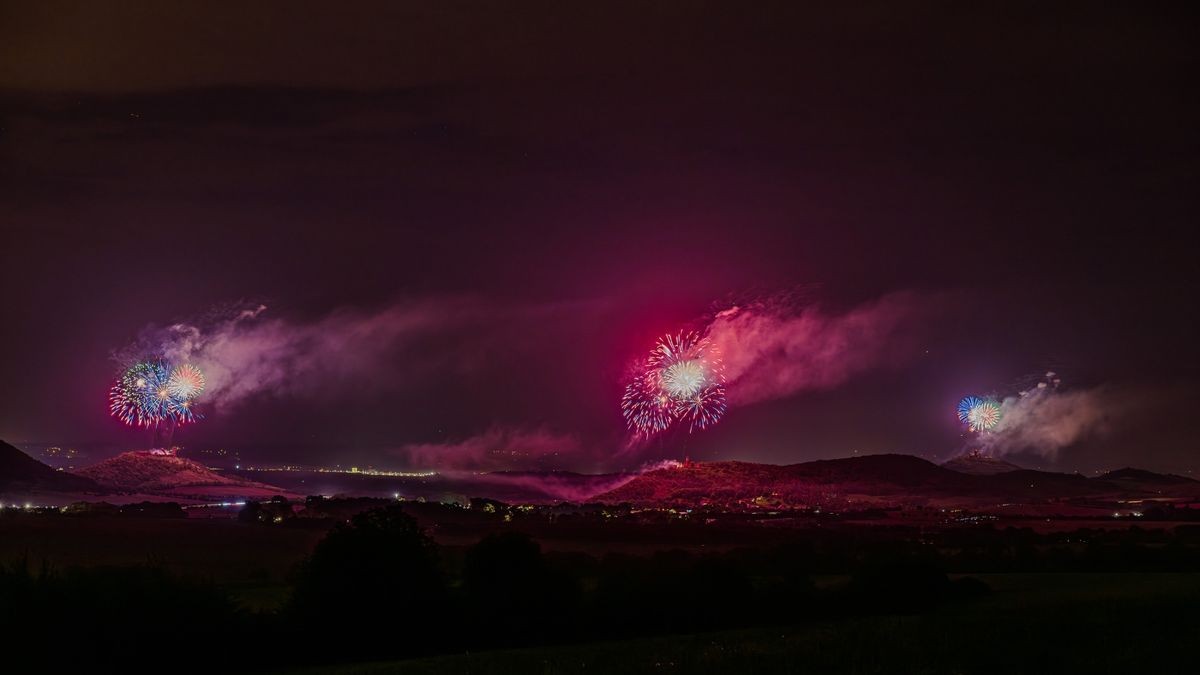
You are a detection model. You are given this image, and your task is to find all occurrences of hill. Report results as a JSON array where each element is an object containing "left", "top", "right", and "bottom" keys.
[
  {"left": 76, "top": 450, "right": 286, "bottom": 495},
  {"left": 942, "top": 452, "right": 1023, "bottom": 476},
  {"left": 790, "top": 454, "right": 973, "bottom": 492},
  {"left": 985, "top": 469, "right": 1117, "bottom": 498},
  {"left": 1100, "top": 467, "right": 1197, "bottom": 486},
  {"left": 0, "top": 439, "right": 102, "bottom": 493},
  {"left": 593, "top": 454, "right": 1190, "bottom": 510},
  {"left": 1097, "top": 467, "right": 1200, "bottom": 497},
  {"left": 595, "top": 455, "right": 976, "bottom": 510}
]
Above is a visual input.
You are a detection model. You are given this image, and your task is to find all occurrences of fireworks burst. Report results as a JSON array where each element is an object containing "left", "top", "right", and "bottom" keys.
[
  {"left": 621, "top": 373, "right": 676, "bottom": 435},
  {"left": 957, "top": 395, "right": 1001, "bottom": 432},
  {"left": 168, "top": 363, "right": 206, "bottom": 399},
  {"left": 673, "top": 384, "right": 728, "bottom": 432},
  {"left": 957, "top": 396, "right": 984, "bottom": 424},
  {"left": 109, "top": 360, "right": 205, "bottom": 429},
  {"left": 967, "top": 399, "right": 1002, "bottom": 431},
  {"left": 622, "top": 331, "right": 726, "bottom": 436}
]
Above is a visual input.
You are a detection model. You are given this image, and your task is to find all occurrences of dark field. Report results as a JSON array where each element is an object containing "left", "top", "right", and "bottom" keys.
[
  {"left": 285, "top": 572, "right": 1200, "bottom": 675},
  {"left": 0, "top": 515, "right": 325, "bottom": 610},
  {"left": 0, "top": 515, "right": 324, "bottom": 576},
  {"left": 4, "top": 502, "right": 1200, "bottom": 673}
]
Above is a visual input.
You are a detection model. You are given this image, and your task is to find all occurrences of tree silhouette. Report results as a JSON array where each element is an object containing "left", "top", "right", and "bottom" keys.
[
  {"left": 288, "top": 505, "right": 447, "bottom": 655},
  {"left": 464, "top": 531, "right": 580, "bottom": 644}
]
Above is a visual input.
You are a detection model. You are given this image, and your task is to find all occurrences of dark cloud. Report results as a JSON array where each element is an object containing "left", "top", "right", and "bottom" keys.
[{"left": 0, "top": 86, "right": 452, "bottom": 128}]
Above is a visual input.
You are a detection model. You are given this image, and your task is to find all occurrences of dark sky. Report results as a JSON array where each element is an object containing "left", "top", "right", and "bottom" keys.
[{"left": 2, "top": 2, "right": 1197, "bottom": 473}]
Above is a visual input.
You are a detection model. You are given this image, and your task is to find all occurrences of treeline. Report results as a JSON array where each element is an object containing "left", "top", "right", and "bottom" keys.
[{"left": 2, "top": 500, "right": 188, "bottom": 518}]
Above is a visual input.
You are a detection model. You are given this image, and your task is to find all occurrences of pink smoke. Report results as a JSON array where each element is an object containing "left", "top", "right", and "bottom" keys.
[
  {"left": 400, "top": 430, "right": 683, "bottom": 499},
  {"left": 397, "top": 426, "right": 583, "bottom": 471},
  {"left": 462, "top": 471, "right": 639, "bottom": 503},
  {"left": 708, "top": 291, "right": 948, "bottom": 406},
  {"left": 121, "top": 300, "right": 488, "bottom": 412}
]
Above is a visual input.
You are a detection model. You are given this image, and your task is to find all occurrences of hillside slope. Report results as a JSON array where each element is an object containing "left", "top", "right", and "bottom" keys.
[
  {"left": 76, "top": 450, "right": 282, "bottom": 493},
  {"left": 593, "top": 454, "right": 1180, "bottom": 509},
  {"left": 0, "top": 440, "right": 101, "bottom": 493},
  {"left": 596, "top": 455, "right": 976, "bottom": 509},
  {"left": 942, "top": 452, "right": 1024, "bottom": 475}
]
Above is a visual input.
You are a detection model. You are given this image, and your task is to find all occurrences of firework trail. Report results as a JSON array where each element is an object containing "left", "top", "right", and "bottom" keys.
[{"left": 622, "top": 331, "right": 726, "bottom": 436}]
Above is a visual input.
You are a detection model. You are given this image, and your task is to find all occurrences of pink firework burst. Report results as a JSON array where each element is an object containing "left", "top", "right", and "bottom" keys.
[
  {"left": 168, "top": 363, "right": 206, "bottom": 400},
  {"left": 622, "top": 331, "right": 727, "bottom": 436}
]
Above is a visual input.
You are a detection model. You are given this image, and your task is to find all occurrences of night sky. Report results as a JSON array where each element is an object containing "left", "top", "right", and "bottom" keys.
[{"left": 2, "top": 2, "right": 1196, "bottom": 473}]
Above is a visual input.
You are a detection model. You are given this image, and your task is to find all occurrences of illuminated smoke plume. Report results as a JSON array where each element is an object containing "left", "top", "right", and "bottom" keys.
[
  {"left": 979, "top": 374, "right": 1134, "bottom": 458},
  {"left": 397, "top": 429, "right": 684, "bottom": 499},
  {"left": 638, "top": 458, "right": 684, "bottom": 472},
  {"left": 396, "top": 426, "right": 582, "bottom": 471},
  {"left": 707, "top": 291, "right": 948, "bottom": 406},
  {"left": 115, "top": 301, "right": 481, "bottom": 412}
]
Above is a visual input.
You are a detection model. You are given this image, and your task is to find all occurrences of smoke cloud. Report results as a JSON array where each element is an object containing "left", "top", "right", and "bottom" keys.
[
  {"left": 980, "top": 382, "right": 1136, "bottom": 458},
  {"left": 117, "top": 300, "right": 487, "bottom": 412},
  {"left": 708, "top": 291, "right": 948, "bottom": 406},
  {"left": 397, "top": 427, "right": 685, "bottom": 498},
  {"left": 396, "top": 426, "right": 583, "bottom": 471}
]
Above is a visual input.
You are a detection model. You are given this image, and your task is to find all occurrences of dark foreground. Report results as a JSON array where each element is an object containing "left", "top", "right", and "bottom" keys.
[
  {"left": 289, "top": 573, "right": 1199, "bottom": 674},
  {"left": 3, "top": 502, "right": 1199, "bottom": 674}
]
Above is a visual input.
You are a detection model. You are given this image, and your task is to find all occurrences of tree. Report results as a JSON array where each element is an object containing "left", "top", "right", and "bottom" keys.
[
  {"left": 288, "top": 505, "right": 448, "bottom": 656},
  {"left": 238, "top": 500, "right": 263, "bottom": 523},
  {"left": 464, "top": 532, "right": 580, "bottom": 644}
]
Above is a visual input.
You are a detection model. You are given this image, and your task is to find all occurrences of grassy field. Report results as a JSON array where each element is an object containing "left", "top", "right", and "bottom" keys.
[
  {"left": 282, "top": 573, "right": 1200, "bottom": 675},
  {"left": 0, "top": 516, "right": 327, "bottom": 609},
  {"left": 6, "top": 515, "right": 1200, "bottom": 673}
]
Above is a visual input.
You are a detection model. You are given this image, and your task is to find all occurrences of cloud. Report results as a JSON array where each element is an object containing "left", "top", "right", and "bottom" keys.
[
  {"left": 1, "top": 86, "right": 455, "bottom": 133},
  {"left": 707, "top": 291, "right": 948, "bottom": 406},
  {"left": 396, "top": 426, "right": 583, "bottom": 471}
]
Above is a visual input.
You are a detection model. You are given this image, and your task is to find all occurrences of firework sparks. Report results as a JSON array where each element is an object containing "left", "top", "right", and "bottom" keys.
[
  {"left": 967, "top": 399, "right": 1002, "bottom": 431},
  {"left": 673, "top": 383, "right": 728, "bottom": 432},
  {"left": 622, "top": 331, "right": 726, "bottom": 436},
  {"left": 622, "top": 372, "right": 676, "bottom": 435},
  {"left": 109, "top": 360, "right": 205, "bottom": 429},
  {"left": 957, "top": 396, "right": 983, "bottom": 424},
  {"left": 957, "top": 395, "right": 1001, "bottom": 432},
  {"left": 168, "top": 363, "right": 206, "bottom": 399}
]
